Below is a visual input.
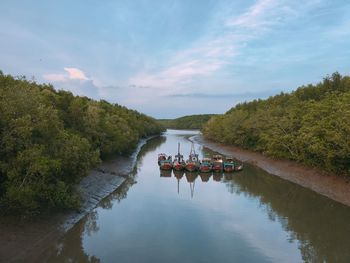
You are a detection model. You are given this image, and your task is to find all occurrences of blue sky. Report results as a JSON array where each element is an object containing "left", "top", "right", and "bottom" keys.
[{"left": 1, "top": 0, "right": 350, "bottom": 118}]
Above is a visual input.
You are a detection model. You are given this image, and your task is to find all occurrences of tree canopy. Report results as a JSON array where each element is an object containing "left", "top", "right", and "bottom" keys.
[
  {"left": 203, "top": 72, "right": 350, "bottom": 176},
  {"left": 158, "top": 114, "right": 216, "bottom": 129},
  {"left": 0, "top": 71, "right": 164, "bottom": 214}
]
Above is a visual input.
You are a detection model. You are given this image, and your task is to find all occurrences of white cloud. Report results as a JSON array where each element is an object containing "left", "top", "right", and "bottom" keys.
[
  {"left": 42, "top": 67, "right": 102, "bottom": 100},
  {"left": 64, "top": 67, "right": 89, "bottom": 80},
  {"left": 43, "top": 67, "right": 89, "bottom": 82}
]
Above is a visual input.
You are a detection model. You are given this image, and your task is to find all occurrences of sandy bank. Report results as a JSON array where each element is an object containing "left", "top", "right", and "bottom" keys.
[
  {"left": 193, "top": 134, "right": 350, "bottom": 207},
  {"left": 0, "top": 136, "right": 156, "bottom": 263}
]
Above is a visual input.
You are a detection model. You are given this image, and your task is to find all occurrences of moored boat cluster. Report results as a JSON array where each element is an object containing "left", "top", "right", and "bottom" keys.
[{"left": 158, "top": 143, "right": 243, "bottom": 173}]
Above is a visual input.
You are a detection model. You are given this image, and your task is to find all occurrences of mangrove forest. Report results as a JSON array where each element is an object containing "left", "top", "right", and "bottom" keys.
[
  {"left": 203, "top": 72, "right": 350, "bottom": 176},
  {"left": 158, "top": 114, "right": 216, "bottom": 129},
  {"left": 0, "top": 71, "right": 164, "bottom": 214}
]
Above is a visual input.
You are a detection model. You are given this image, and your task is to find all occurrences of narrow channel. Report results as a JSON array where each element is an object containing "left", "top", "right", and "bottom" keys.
[{"left": 42, "top": 130, "right": 350, "bottom": 263}]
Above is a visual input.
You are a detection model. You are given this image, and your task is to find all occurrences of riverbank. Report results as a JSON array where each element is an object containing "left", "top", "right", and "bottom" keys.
[
  {"left": 0, "top": 136, "right": 157, "bottom": 263},
  {"left": 193, "top": 134, "right": 350, "bottom": 207}
]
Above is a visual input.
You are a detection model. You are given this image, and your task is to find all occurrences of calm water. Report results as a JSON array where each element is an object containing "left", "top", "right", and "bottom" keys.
[{"left": 43, "top": 130, "right": 350, "bottom": 263}]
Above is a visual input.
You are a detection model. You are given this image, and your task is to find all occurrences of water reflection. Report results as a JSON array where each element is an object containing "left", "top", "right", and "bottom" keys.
[
  {"left": 42, "top": 130, "right": 350, "bottom": 263},
  {"left": 160, "top": 169, "right": 172, "bottom": 177},
  {"left": 173, "top": 170, "right": 184, "bottom": 194},
  {"left": 159, "top": 170, "right": 238, "bottom": 197},
  {"left": 223, "top": 169, "right": 350, "bottom": 262},
  {"left": 43, "top": 211, "right": 101, "bottom": 263},
  {"left": 43, "top": 136, "right": 167, "bottom": 263},
  {"left": 137, "top": 136, "right": 166, "bottom": 164},
  {"left": 199, "top": 173, "right": 211, "bottom": 182}
]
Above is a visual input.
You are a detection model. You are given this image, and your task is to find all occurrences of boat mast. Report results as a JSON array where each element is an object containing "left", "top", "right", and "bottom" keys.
[
  {"left": 177, "top": 178, "right": 179, "bottom": 194},
  {"left": 190, "top": 142, "right": 196, "bottom": 155},
  {"left": 190, "top": 180, "right": 195, "bottom": 199}
]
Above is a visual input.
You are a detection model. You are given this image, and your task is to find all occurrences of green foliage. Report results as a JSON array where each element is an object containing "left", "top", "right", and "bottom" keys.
[
  {"left": 0, "top": 71, "right": 164, "bottom": 214},
  {"left": 158, "top": 114, "right": 216, "bottom": 129},
  {"left": 203, "top": 72, "right": 350, "bottom": 176}
]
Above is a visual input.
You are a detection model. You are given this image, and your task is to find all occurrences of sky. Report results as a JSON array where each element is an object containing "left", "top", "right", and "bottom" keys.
[{"left": 1, "top": 0, "right": 350, "bottom": 118}]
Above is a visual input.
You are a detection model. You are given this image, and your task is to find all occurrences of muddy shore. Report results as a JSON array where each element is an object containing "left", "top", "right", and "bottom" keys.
[
  {"left": 0, "top": 136, "right": 156, "bottom": 263},
  {"left": 193, "top": 134, "right": 350, "bottom": 207}
]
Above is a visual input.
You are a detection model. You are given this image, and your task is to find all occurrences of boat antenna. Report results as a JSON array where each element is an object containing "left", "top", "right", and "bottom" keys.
[{"left": 190, "top": 142, "right": 196, "bottom": 155}]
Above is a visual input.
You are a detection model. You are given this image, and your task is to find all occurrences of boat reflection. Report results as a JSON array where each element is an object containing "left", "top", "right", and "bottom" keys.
[
  {"left": 199, "top": 172, "right": 211, "bottom": 182},
  {"left": 160, "top": 169, "right": 172, "bottom": 177},
  {"left": 159, "top": 169, "right": 227, "bottom": 198},
  {"left": 173, "top": 170, "right": 184, "bottom": 180},
  {"left": 213, "top": 173, "right": 222, "bottom": 182},
  {"left": 173, "top": 170, "right": 184, "bottom": 194},
  {"left": 185, "top": 171, "right": 197, "bottom": 183},
  {"left": 185, "top": 172, "right": 197, "bottom": 198},
  {"left": 223, "top": 173, "right": 233, "bottom": 181}
]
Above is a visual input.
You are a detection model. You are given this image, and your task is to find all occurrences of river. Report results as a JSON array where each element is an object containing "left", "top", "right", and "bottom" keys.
[{"left": 41, "top": 130, "right": 350, "bottom": 263}]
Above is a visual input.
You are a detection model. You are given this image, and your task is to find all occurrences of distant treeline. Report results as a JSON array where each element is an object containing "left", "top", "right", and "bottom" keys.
[
  {"left": 203, "top": 72, "right": 350, "bottom": 176},
  {"left": 0, "top": 71, "right": 164, "bottom": 214},
  {"left": 158, "top": 114, "right": 216, "bottom": 129}
]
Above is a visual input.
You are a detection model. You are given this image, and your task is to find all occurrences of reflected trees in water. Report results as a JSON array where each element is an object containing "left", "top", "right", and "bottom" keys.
[
  {"left": 44, "top": 135, "right": 167, "bottom": 262},
  {"left": 223, "top": 168, "right": 350, "bottom": 263}
]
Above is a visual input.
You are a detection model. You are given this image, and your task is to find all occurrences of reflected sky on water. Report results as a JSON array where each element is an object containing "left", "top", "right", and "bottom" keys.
[{"left": 43, "top": 130, "right": 350, "bottom": 263}]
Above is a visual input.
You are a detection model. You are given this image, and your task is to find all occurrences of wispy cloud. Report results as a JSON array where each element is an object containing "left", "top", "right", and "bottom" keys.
[
  {"left": 129, "top": 59, "right": 226, "bottom": 89},
  {"left": 128, "top": 0, "right": 328, "bottom": 95},
  {"left": 226, "top": 0, "right": 278, "bottom": 28},
  {"left": 128, "top": 0, "right": 291, "bottom": 91},
  {"left": 165, "top": 90, "right": 277, "bottom": 99},
  {"left": 128, "top": 38, "right": 237, "bottom": 90}
]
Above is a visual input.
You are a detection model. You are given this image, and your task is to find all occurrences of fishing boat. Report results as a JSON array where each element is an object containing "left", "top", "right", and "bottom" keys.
[
  {"left": 173, "top": 143, "right": 185, "bottom": 171},
  {"left": 158, "top": 153, "right": 167, "bottom": 165},
  {"left": 212, "top": 154, "right": 223, "bottom": 172},
  {"left": 199, "top": 157, "right": 212, "bottom": 173},
  {"left": 185, "top": 143, "right": 200, "bottom": 172},
  {"left": 159, "top": 155, "right": 173, "bottom": 170},
  {"left": 223, "top": 157, "right": 235, "bottom": 173}
]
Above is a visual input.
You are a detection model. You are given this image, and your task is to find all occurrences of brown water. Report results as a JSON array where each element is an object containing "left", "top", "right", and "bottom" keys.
[{"left": 42, "top": 130, "right": 350, "bottom": 263}]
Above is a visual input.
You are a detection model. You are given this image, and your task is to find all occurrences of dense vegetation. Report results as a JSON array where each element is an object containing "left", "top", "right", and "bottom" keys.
[
  {"left": 203, "top": 72, "right": 350, "bottom": 176},
  {"left": 0, "top": 71, "right": 164, "bottom": 214},
  {"left": 158, "top": 114, "right": 216, "bottom": 129}
]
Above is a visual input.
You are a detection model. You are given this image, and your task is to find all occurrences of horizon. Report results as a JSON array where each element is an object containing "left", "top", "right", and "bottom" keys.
[{"left": 1, "top": 0, "right": 350, "bottom": 118}]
